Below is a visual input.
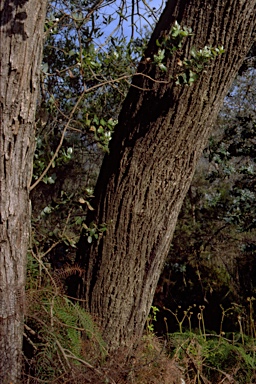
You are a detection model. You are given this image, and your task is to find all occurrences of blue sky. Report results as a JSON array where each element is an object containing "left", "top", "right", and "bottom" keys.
[{"left": 94, "top": 0, "right": 165, "bottom": 45}]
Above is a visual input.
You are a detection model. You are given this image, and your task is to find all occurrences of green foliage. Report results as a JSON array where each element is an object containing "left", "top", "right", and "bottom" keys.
[
  {"left": 166, "top": 301, "right": 256, "bottom": 383},
  {"left": 24, "top": 254, "right": 106, "bottom": 381},
  {"left": 176, "top": 45, "right": 225, "bottom": 85},
  {"left": 168, "top": 331, "right": 256, "bottom": 383},
  {"left": 33, "top": 137, "right": 73, "bottom": 184},
  {"left": 154, "top": 20, "right": 224, "bottom": 83},
  {"left": 154, "top": 21, "right": 192, "bottom": 72},
  {"left": 146, "top": 306, "right": 160, "bottom": 334},
  {"left": 52, "top": 296, "right": 106, "bottom": 356},
  {"left": 31, "top": 0, "right": 151, "bottom": 265},
  {"left": 153, "top": 48, "right": 167, "bottom": 71},
  {"left": 84, "top": 115, "right": 117, "bottom": 152},
  {"left": 82, "top": 221, "right": 107, "bottom": 243},
  {"left": 185, "top": 45, "right": 225, "bottom": 71},
  {"left": 156, "top": 20, "right": 192, "bottom": 53}
]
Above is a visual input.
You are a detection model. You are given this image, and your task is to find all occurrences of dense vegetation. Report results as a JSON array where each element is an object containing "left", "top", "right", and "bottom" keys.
[{"left": 21, "top": 0, "right": 256, "bottom": 382}]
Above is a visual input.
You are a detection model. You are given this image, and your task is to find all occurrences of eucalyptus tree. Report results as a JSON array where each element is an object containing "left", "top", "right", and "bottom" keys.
[
  {"left": 0, "top": 1, "right": 47, "bottom": 381},
  {"left": 76, "top": 0, "right": 256, "bottom": 350}
]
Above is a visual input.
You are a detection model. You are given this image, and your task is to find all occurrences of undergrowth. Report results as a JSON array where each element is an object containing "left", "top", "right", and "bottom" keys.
[
  {"left": 23, "top": 252, "right": 108, "bottom": 383},
  {"left": 23, "top": 252, "right": 256, "bottom": 383},
  {"left": 23, "top": 253, "right": 182, "bottom": 383},
  {"left": 165, "top": 302, "right": 256, "bottom": 383},
  {"left": 168, "top": 332, "right": 256, "bottom": 383}
]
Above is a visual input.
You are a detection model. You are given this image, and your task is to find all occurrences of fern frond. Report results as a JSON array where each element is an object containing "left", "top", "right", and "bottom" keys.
[
  {"left": 72, "top": 298, "right": 105, "bottom": 352},
  {"left": 52, "top": 265, "right": 84, "bottom": 291}
]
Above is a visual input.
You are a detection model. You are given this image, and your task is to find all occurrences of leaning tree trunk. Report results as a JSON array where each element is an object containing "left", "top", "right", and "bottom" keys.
[
  {"left": 77, "top": 0, "right": 256, "bottom": 350},
  {"left": 0, "top": 1, "right": 47, "bottom": 381}
]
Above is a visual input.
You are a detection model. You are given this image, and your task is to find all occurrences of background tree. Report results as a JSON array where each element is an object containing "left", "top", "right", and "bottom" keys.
[
  {"left": 0, "top": 0, "right": 47, "bottom": 381},
  {"left": 76, "top": 0, "right": 256, "bottom": 350}
]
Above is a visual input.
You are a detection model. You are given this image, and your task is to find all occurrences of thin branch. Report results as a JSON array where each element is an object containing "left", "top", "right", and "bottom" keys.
[
  {"left": 41, "top": 241, "right": 61, "bottom": 259},
  {"left": 64, "top": 351, "right": 116, "bottom": 384},
  {"left": 30, "top": 250, "right": 59, "bottom": 293},
  {"left": 30, "top": 88, "right": 87, "bottom": 191},
  {"left": 55, "top": 339, "right": 72, "bottom": 370}
]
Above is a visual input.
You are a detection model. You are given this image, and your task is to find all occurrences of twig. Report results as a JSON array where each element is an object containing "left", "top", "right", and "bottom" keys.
[
  {"left": 30, "top": 88, "right": 87, "bottom": 191},
  {"left": 64, "top": 351, "right": 116, "bottom": 384},
  {"left": 203, "top": 364, "right": 234, "bottom": 383},
  {"left": 41, "top": 241, "right": 61, "bottom": 259},
  {"left": 31, "top": 250, "right": 59, "bottom": 293},
  {"left": 55, "top": 339, "right": 72, "bottom": 370}
]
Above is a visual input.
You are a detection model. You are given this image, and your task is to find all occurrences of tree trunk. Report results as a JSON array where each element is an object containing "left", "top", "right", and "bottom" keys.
[
  {"left": 77, "top": 0, "right": 256, "bottom": 350},
  {"left": 0, "top": 1, "right": 47, "bottom": 381}
]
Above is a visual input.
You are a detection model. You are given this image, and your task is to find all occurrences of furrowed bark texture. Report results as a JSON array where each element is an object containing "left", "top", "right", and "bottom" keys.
[
  {"left": 77, "top": 0, "right": 256, "bottom": 350},
  {"left": 0, "top": 1, "right": 47, "bottom": 381}
]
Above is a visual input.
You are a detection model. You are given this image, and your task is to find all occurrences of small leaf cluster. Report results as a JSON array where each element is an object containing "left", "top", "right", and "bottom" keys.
[
  {"left": 33, "top": 136, "right": 73, "bottom": 185},
  {"left": 154, "top": 21, "right": 192, "bottom": 72},
  {"left": 146, "top": 306, "right": 159, "bottom": 333},
  {"left": 176, "top": 45, "right": 225, "bottom": 85},
  {"left": 84, "top": 115, "right": 117, "bottom": 152},
  {"left": 156, "top": 20, "right": 192, "bottom": 53},
  {"left": 44, "top": 13, "right": 60, "bottom": 35},
  {"left": 176, "top": 46, "right": 225, "bottom": 85},
  {"left": 153, "top": 21, "right": 224, "bottom": 84},
  {"left": 82, "top": 222, "right": 107, "bottom": 244}
]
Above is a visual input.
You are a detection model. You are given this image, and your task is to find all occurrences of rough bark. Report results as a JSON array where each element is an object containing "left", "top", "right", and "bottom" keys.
[
  {"left": 77, "top": 0, "right": 256, "bottom": 350},
  {"left": 0, "top": 1, "right": 47, "bottom": 381}
]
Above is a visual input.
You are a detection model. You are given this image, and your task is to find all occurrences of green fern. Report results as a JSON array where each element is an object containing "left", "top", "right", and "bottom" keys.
[
  {"left": 24, "top": 254, "right": 107, "bottom": 382},
  {"left": 53, "top": 296, "right": 107, "bottom": 358},
  {"left": 39, "top": 295, "right": 107, "bottom": 360},
  {"left": 72, "top": 300, "right": 106, "bottom": 353}
]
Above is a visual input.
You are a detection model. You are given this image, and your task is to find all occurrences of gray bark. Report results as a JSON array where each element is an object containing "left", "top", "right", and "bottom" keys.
[
  {"left": 0, "top": 1, "right": 47, "bottom": 381},
  {"left": 77, "top": 0, "right": 256, "bottom": 350}
]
